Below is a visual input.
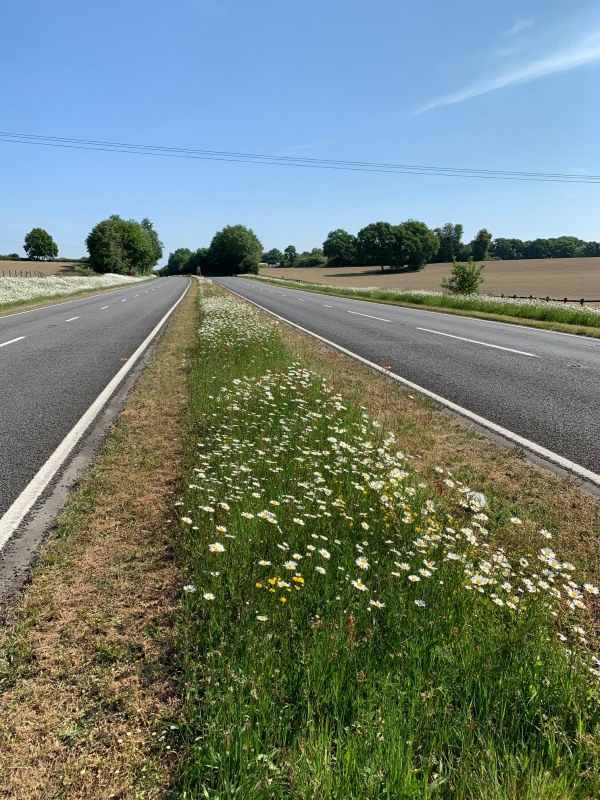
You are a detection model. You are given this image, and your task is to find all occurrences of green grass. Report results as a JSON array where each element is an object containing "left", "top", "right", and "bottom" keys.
[
  {"left": 174, "top": 283, "right": 599, "bottom": 799},
  {"left": 246, "top": 275, "right": 600, "bottom": 336}
]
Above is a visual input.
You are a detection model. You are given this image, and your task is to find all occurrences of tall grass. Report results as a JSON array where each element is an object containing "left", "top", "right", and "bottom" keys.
[
  {"left": 249, "top": 275, "right": 600, "bottom": 329},
  {"left": 174, "top": 283, "right": 599, "bottom": 798}
]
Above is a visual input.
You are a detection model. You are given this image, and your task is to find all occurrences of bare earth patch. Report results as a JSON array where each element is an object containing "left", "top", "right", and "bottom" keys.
[
  {"left": 261, "top": 257, "right": 600, "bottom": 301},
  {"left": 0, "top": 278, "right": 196, "bottom": 799},
  {"left": 0, "top": 261, "right": 83, "bottom": 277}
]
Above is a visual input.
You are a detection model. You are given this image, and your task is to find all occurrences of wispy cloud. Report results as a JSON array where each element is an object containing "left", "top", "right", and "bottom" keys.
[
  {"left": 504, "top": 16, "right": 535, "bottom": 37},
  {"left": 415, "top": 15, "right": 600, "bottom": 114}
]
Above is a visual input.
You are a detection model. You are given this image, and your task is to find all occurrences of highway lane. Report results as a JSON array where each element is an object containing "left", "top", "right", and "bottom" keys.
[
  {"left": 215, "top": 277, "right": 600, "bottom": 477},
  {"left": 0, "top": 277, "right": 189, "bottom": 520}
]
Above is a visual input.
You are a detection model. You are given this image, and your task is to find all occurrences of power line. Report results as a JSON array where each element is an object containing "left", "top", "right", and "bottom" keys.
[{"left": 0, "top": 130, "right": 599, "bottom": 184}]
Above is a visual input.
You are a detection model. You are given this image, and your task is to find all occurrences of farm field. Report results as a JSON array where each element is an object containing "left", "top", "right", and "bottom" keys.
[
  {"left": 261, "top": 256, "right": 600, "bottom": 300},
  {"left": 0, "top": 260, "right": 82, "bottom": 277}
]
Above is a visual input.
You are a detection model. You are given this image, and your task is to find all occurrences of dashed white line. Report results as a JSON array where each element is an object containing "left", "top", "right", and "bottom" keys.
[
  {"left": 347, "top": 310, "right": 391, "bottom": 323},
  {"left": 66, "top": 317, "right": 79, "bottom": 322},
  {"left": 0, "top": 336, "right": 25, "bottom": 349},
  {"left": 100, "top": 306, "right": 109, "bottom": 310},
  {"left": 416, "top": 327, "right": 539, "bottom": 357},
  {"left": 121, "top": 299, "right": 127, "bottom": 302},
  {"left": 323, "top": 304, "right": 333, "bottom": 308},
  {"left": 298, "top": 299, "right": 306, "bottom": 302}
]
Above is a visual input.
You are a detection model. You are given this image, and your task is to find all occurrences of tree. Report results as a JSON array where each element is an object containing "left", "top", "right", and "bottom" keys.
[
  {"left": 522, "top": 238, "right": 551, "bottom": 259},
  {"left": 394, "top": 220, "right": 439, "bottom": 270},
  {"left": 283, "top": 245, "right": 298, "bottom": 267},
  {"left": 583, "top": 241, "right": 600, "bottom": 257},
  {"left": 470, "top": 228, "right": 493, "bottom": 261},
  {"left": 262, "top": 248, "right": 284, "bottom": 265},
  {"left": 356, "top": 222, "right": 397, "bottom": 270},
  {"left": 188, "top": 247, "right": 210, "bottom": 275},
  {"left": 141, "top": 218, "right": 164, "bottom": 264},
  {"left": 432, "top": 223, "right": 463, "bottom": 263},
  {"left": 86, "top": 215, "right": 158, "bottom": 274},
  {"left": 441, "top": 258, "right": 485, "bottom": 294},
  {"left": 24, "top": 228, "right": 58, "bottom": 260},
  {"left": 322, "top": 229, "right": 357, "bottom": 266},
  {"left": 491, "top": 238, "right": 524, "bottom": 260},
  {"left": 207, "top": 225, "right": 263, "bottom": 275},
  {"left": 163, "top": 247, "right": 193, "bottom": 275}
]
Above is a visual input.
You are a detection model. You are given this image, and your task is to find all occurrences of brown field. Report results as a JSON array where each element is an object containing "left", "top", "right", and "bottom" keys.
[
  {"left": 0, "top": 261, "right": 82, "bottom": 277},
  {"left": 261, "top": 257, "right": 600, "bottom": 301}
]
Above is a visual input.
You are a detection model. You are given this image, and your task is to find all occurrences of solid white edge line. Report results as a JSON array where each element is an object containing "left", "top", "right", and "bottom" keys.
[
  {"left": 0, "top": 277, "right": 158, "bottom": 319},
  {"left": 0, "top": 279, "right": 191, "bottom": 551},
  {"left": 222, "top": 284, "right": 600, "bottom": 488},
  {"left": 416, "top": 327, "right": 539, "bottom": 357},
  {"left": 0, "top": 336, "right": 25, "bottom": 349},
  {"left": 66, "top": 316, "right": 79, "bottom": 322}
]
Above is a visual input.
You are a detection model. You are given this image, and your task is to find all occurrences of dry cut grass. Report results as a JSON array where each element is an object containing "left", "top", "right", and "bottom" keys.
[{"left": 0, "top": 279, "right": 197, "bottom": 799}]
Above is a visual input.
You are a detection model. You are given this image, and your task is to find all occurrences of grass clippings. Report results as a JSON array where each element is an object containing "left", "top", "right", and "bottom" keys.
[{"left": 0, "top": 278, "right": 197, "bottom": 799}]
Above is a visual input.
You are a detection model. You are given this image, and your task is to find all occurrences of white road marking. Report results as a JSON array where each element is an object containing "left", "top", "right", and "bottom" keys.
[
  {"left": 0, "top": 280, "right": 192, "bottom": 552},
  {"left": 0, "top": 336, "right": 25, "bottom": 349},
  {"left": 323, "top": 304, "right": 333, "bottom": 308},
  {"left": 416, "top": 327, "right": 539, "bottom": 357},
  {"left": 298, "top": 299, "right": 306, "bottom": 302},
  {"left": 347, "top": 310, "right": 391, "bottom": 323},
  {"left": 121, "top": 299, "right": 127, "bottom": 302},
  {"left": 66, "top": 317, "right": 79, "bottom": 322},
  {"left": 134, "top": 294, "right": 139, "bottom": 297},
  {"left": 100, "top": 306, "right": 109, "bottom": 310},
  {"left": 223, "top": 286, "right": 599, "bottom": 488}
]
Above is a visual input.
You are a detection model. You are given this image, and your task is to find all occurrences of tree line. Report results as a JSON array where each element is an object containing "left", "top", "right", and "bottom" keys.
[{"left": 263, "top": 223, "right": 600, "bottom": 269}]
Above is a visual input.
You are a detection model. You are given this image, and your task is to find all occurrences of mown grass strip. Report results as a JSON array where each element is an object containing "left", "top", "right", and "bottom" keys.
[
  {"left": 0, "top": 277, "right": 195, "bottom": 799},
  {"left": 175, "top": 282, "right": 599, "bottom": 799},
  {"left": 247, "top": 275, "right": 600, "bottom": 337}
]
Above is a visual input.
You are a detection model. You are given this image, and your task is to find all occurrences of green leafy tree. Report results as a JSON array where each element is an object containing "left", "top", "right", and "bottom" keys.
[
  {"left": 283, "top": 245, "right": 298, "bottom": 267},
  {"left": 141, "top": 218, "right": 164, "bottom": 264},
  {"left": 23, "top": 228, "right": 58, "bottom": 260},
  {"left": 491, "top": 238, "right": 524, "bottom": 260},
  {"left": 548, "top": 236, "right": 581, "bottom": 258},
  {"left": 208, "top": 225, "right": 263, "bottom": 275},
  {"left": 394, "top": 220, "right": 439, "bottom": 269},
  {"left": 470, "top": 228, "right": 493, "bottom": 261},
  {"left": 441, "top": 258, "right": 485, "bottom": 294},
  {"left": 357, "top": 222, "right": 397, "bottom": 270},
  {"left": 163, "top": 247, "right": 193, "bottom": 275},
  {"left": 432, "top": 223, "right": 463, "bottom": 263},
  {"left": 322, "top": 229, "right": 357, "bottom": 266},
  {"left": 583, "top": 241, "right": 600, "bottom": 256},
  {"left": 86, "top": 215, "right": 157, "bottom": 274},
  {"left": 262, "top": 248, "right": 284, "bottom": 265}
]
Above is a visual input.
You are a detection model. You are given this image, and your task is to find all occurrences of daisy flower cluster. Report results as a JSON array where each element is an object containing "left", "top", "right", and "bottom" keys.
[
  {"left": 0, "top": 273, "right": 147, "bottom": 306},
  {"left": 180, "top": 288, "right": 599, "bottom": 681}
]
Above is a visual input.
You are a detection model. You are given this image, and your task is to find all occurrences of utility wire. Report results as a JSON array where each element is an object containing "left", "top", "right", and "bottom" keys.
[{"left": 1, "top": 130, "right": 599, "bottom": 184}]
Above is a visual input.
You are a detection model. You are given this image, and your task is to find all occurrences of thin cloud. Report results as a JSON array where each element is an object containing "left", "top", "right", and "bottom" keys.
[
  {"left": 504, "top": 16, "right": 535, "bottom": 37},
  {"left": 415, "top": 26, "right": 600, "bottom": 113}
]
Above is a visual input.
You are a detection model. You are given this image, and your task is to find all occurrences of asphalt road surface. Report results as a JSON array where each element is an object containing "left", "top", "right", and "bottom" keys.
[
  {"left": 216, "top": 277, "right": 600, "bottom": 477},
  {"left": 0, "top": 277, "right": 189, "bottom": 520}
]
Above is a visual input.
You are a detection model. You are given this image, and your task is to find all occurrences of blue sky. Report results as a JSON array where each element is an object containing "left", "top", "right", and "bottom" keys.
[{"left": 1, "top": 0, "right": 600, "bottom": 264}]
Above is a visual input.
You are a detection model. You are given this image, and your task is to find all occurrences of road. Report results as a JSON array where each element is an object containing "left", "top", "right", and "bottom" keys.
[
  {"left": 215, "top": 277, "right": 600, "bottom": 479},
  {"left": 0, "top": 278, "right": 189, "bottom": 523}
]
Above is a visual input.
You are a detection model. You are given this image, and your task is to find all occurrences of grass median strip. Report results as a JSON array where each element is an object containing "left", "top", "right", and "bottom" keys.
[
  {"left": 175, "top": 282, "right": 599, "bottom": 798},
  {"left": 0, "top": 279, "right": 197, "bottom": 798}
]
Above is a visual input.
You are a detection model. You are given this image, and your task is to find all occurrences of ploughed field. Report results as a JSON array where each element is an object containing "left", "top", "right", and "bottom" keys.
[
  {"left": 0, "top": 261, "right": 82, "bottom": 276},
  {"left": 261, "top": 257, "right": 600, "bottom": 301}
]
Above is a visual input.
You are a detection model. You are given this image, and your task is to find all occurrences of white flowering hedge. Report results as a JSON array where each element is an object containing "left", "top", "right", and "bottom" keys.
[
  {"left": 0, "top": 273, "right": 151, "bottom": 307},
  {"left": 175, "top": 283, "right": 600, "bottom": 798}
]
